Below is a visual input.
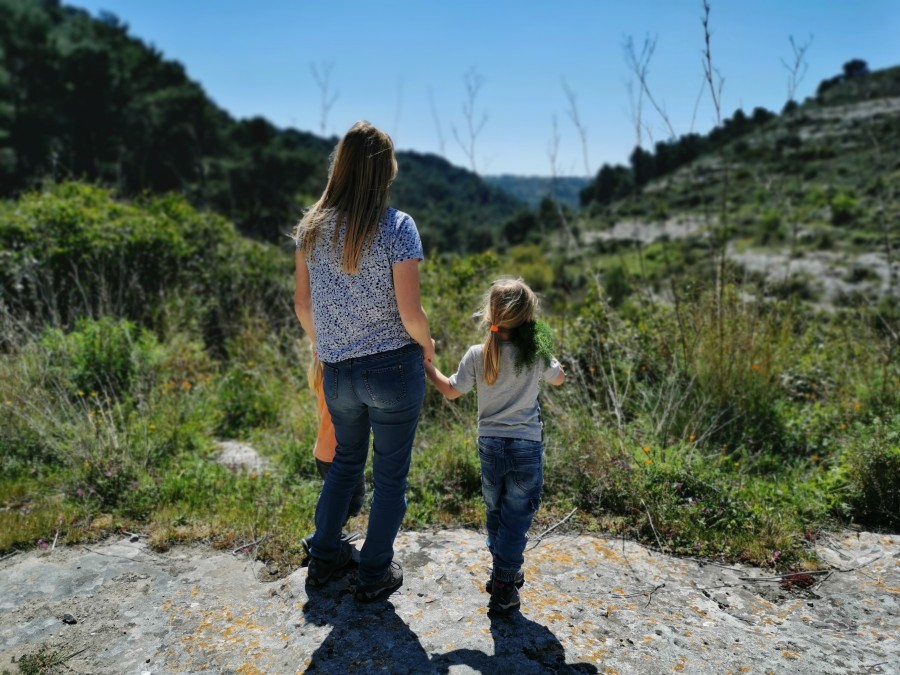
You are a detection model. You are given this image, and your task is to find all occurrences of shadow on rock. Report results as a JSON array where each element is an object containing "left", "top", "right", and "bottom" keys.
[
  {"left": 438, "top": 611, "right": 599, "bottom": 674},
  {"left": 301, "top": 591, "right": 434, "bottom": 673}
]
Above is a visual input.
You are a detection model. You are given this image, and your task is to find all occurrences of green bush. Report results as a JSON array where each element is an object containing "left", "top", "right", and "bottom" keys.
[
  {"left": 40, "top": 317, "right": 162, "bottom": 398},
  {"left": 843, "top": 416, "right": 900, "bottom": 527}
]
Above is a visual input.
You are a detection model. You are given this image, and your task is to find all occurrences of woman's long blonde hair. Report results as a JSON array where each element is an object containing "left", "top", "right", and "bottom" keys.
[
  {"left": 294, "top": 120, "right": 397, "bottom": 274},
  {"left": 480, "top": 278, "right": 539, "bottom": 385}
]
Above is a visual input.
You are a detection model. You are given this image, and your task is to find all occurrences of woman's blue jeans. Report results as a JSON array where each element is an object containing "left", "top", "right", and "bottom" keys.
[
  {"left": 477, "top": 435, "right": 544, "bottom": 583},
  {"left": 309, "top": 343, "right": 425, "bottom": 584}
]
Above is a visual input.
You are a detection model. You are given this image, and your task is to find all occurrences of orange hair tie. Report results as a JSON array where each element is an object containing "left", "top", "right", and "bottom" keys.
[{"left": 490, "top": 325, "right": 500, "bottom": 333}]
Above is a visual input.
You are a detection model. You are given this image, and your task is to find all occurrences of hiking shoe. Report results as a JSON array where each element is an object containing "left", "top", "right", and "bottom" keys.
[
  {"left": 485, "top": 569, "right": 525, "bottom": 593},
  {"left": 354, "top": 561, "right": 404, "bottom": 603},
  {"left": 488, "top": 578, "right": 521, "bottom": 614},
  {"left": 306, "top": 541, "right": 354, "bottom": 587}
]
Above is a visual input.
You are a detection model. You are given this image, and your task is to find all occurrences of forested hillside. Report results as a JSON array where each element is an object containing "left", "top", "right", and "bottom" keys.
[{"left": 0, "top": 0, "right": 522, "bottom": 251}]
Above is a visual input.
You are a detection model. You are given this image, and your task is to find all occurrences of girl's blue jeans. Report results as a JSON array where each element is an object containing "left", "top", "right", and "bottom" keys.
[
  {"left": 309, "top": 343, "right": 425, "bottom": 585},
  {"left": 477, "top": 435, "right": 544, "bottom": 583}
]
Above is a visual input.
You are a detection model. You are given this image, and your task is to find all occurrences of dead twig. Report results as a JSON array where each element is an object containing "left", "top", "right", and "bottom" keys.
[
  {"left": 641, "top": 499, "right": 666, "bottom": 553},
  {"left": 233, "top": 534, "right": 268, "bottom": 556},
  {"left": 828, "top": 555, "right": 883, "bottom": 574},
  {"left": 738, "top": 570, "right": 831, "bottom": 583},
  {"left": 0, "top": 550, "right": 20, "bottom": 562},
  {"left": 526, "top": 507, "right": 577, "bottom": 551}
]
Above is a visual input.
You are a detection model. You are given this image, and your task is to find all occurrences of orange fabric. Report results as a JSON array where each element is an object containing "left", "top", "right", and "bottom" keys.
[{"left": 313, "top": 377, "right": 338, "bottom": 462}]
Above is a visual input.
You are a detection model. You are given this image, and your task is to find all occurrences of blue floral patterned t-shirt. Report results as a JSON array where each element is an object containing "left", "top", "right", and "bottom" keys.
[{"left": 302, "top": 207, "right": 423, "bottom": 362}]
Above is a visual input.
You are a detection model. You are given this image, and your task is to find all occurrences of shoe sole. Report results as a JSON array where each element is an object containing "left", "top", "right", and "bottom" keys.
[{"left": 488, "top": 598, "right": 521, "bottom": 613}]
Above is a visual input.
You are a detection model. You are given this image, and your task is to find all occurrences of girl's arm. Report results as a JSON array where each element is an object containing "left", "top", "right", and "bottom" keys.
[
  {"left": 294, "top": 251, "right": 316, "bottom": 346},
  {"left": 393, "top": 258, "right": 435, "bottom": 364},
  {"left": 549, "top": 367, "right": 565, "bottom": 386},
  {"left": 425, "top": 362, "right": 463, "bottom": 400}
]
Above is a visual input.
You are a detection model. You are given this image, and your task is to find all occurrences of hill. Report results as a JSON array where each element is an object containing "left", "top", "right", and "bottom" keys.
[
  {"left": 0, "top": 0, "right": 521, "bottom": 253},
  {"left": 483, "top": 174, "right": 591, "bottom": 210},
  {"left": 577, "top": 62, "right": 899, "bottom": 305}
]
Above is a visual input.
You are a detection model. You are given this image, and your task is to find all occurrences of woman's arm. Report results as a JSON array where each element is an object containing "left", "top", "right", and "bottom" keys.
[
  {"left": 294, "top": 250, "right": 316, "bottom": 346},
  {"left": 425, "top": 362, "right": 463, "bottom": 400},
  {"left": 393, "top": 258, "right": 435, "bottom": 363}
]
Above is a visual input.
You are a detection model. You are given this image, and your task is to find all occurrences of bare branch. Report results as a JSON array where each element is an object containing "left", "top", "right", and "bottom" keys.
[
  {"left": 701, "top": 1, "right": 723, "bottom": 126},
  {"left": 428, "top": 87, "right": 447, "bottom": 156},
  {"left": 781, "top": 34, "right": 814, "bottom": 103},
  {"left": 562, "top": 78, "right": 591, "bottom": 176},
  {"left": 451, "top": 67, "right": 488, "bottom": 173},
  {"left": 623, "top": 34, "right": 677, "bottom": 141},
  {"left": 310, "top": 61, "right": 339, "bottom": 136}
]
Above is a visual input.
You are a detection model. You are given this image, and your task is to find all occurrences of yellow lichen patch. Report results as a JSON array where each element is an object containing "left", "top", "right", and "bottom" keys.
[
  {"left": 191, "top": 587, "right": 200, "bottom": 598},
  {"left": 673, "top": 656, "right": 688, "bottom": 672},
  {"left": 236, "top": 665, "right": 264, "bottom": 675},
  {"left": 738, "top": 667, "right": 752, "bottom": 673},
  {"left": 611, "top": 588, "right": 626, "bottom": 596},
  {"left": 782, "top": 650, "right": 800, "bottom": 660},
  {"left": 642, "top": 636, "right": 654, "bottom": 644},
  {"left": 602, "top": 667, "right": 618, "bottom": 675}
]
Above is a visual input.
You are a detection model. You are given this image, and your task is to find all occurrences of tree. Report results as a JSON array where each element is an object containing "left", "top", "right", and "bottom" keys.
[{"left": 842, "top": 59, "right": 869, "bottom": 79}]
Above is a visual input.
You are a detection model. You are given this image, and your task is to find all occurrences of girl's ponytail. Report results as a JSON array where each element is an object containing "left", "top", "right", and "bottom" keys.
[
  {"left": 479, "top": 278, "right": 539, "bottom": 385},
  {"left": 482, "top": 330, "right": 501, "bottom": 385}
]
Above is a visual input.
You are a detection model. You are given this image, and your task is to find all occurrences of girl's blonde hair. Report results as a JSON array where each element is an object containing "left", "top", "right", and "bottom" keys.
[
  {"left": 480, "top": 278, "right": 539, "bottom": 385},
  {"left": 307, "top": 350, "right": 323, "bottom": 393},
  {"left": 294, "top": 120, "right": 397, "bottom": 274}
]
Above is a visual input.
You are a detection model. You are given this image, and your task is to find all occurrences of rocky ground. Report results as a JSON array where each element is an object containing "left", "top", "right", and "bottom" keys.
[{"left": 0, "top": 528, "right": 897, "bottom": 674}]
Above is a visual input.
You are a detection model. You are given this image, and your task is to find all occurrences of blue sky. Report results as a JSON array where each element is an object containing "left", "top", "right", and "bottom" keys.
[{"left": 68, "top": 0, "right": 900, "bottom": 177}]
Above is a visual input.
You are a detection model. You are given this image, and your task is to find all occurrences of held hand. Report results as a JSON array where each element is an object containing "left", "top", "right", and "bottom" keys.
[{"left": 421, "top": 338, "right": 435, "bottom": 365}]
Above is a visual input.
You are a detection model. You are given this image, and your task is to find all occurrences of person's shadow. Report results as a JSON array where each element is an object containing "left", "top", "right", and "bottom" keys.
[
  {"left": 301, "top": 584, "right": 434, "bottom": 673},
  {"left": 300, "top": 568, "right": 598, "bottom": 674},
  {"left": 438, "top": 610, "right": 600, "bottom": 674}
]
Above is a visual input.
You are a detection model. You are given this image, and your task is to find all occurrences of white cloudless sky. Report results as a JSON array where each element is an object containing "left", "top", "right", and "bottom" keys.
[{"left": 68, "top": 0, "right": 900, "bottom": 177}]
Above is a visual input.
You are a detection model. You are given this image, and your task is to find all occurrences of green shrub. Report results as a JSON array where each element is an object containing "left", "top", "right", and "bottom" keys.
[
  {"left": 40, "top": 317, "right": 162, "bottom": 398},
  {"left": 830, "top": 192, "right": 860, "bottom": 225},
  {"left": 842, "top": 416, "right": 900, "bottom": 527}
]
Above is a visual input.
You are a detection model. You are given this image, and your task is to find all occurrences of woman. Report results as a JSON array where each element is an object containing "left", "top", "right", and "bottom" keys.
[{"left": 294, "top": 120, "right": 434, "bottom": 602}]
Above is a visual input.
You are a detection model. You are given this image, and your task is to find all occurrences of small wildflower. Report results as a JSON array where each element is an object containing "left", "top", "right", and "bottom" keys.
[
  {"left": 853, "top": 401, "right": 862, "bottom": 410},
  {"left": 148, "top": 424, "right": 156, "bottom": 431},
  {"left": 76, "top": 488, "right": 84, "bottom": 498},
  {"left": 642, "top": 446, "right": 651, "bottom": 454},
  {"left": 645, "top": 459, "right": 652, "bottom": 465},
  {"left": 104, "top": 470, "right": 114, "bottom": 478},
  {"left": 688, "top": 434, "right": 696, "bottom": 442},
  {"left": 37, "top": 539, "right": 48, "bottom": 549},
  {"left": 772, "top": 550, "right": 781, "bottom": 561},
  {"left": 181, "top": 381, "right": 192, "bottom": 391}
]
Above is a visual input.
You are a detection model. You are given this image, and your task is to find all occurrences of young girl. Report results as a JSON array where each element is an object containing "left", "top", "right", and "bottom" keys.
[
  {"left": 300, "top": 353, "right": 365, "bottom": 558},
  {"left": 425, "top": 278, "right": 565, "bottom": 613}
]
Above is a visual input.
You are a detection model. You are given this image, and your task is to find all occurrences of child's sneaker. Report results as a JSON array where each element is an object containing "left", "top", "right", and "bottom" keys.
[
  {"left": 485, "top": 569, "right": 525, "bottom": 593},
  {"left": 488, "top": 578, "right": 521, "bottom": 613},
  {"left": 306, "top": 540, "right": 355, "bottom": 587},
  {"left": 354, "top": 561, "right": 404, "bottom": 602}
]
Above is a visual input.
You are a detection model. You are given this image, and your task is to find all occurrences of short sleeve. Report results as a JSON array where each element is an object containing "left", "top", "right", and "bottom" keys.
[
  {"left": 542, "top": 357, "right": 562, "bottom": 383},
  {"left": 448, "top": 346, "right": 478, "bottom": 395},
  {"left": 389, "top": 212, "right": 424, "bottom": 266}
]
